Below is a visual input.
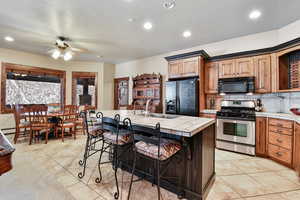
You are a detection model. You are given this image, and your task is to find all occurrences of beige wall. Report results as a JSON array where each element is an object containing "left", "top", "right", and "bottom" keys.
[
  {"left": 115, "top": 19, "right": 300, "bottom": 105},
  {"left": 0, "top": 48, "right": 115, "bottom": 129}
]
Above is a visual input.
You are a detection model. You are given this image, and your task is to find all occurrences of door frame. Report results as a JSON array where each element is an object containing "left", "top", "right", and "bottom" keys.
[
  {"left": 72, "top": 72, "right": 98, "bottom": 108},
  {"left": 114, "top": 77, "right": 129, "bottom": 109}
]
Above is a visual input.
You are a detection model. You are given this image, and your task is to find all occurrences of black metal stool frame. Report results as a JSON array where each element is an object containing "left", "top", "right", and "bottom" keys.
[
  {"left": 125, "top": 121, "right": 184, "bottom": 200},
  {"left": 95, "top": 113, "right": 134, "bottom": 200},
  {"left": 78, "top": 111, "right": 104, "bottom": 179}
]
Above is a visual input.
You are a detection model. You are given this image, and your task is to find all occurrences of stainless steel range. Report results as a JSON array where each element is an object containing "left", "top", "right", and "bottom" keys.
[{"left": 216, "top": 100, "right": 256, "bottom": 155}]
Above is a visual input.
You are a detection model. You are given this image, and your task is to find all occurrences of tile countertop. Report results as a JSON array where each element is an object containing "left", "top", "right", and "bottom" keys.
[
  {"left": 98, "top": 110, "right": 216, "bottom": 137},
  {"left": 200, "top": 109, "right": 300, "bottom": 123}
]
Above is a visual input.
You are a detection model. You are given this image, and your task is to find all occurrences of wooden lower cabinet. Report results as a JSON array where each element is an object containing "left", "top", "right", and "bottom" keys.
[
  {"left": 256, "top": 117, "right": 300, "bottom": 169},
  {"left": 268, "top": 143, "right": 292, "bottom": 164},
  {"left": 255, "top": 117, "right": 267, "bottom": 156},
  {"left": 293, "top": 122, "right": 300, "bottom": 171},
  {"left": 267, "top": 118, "right": 293, "bottom": 167}
]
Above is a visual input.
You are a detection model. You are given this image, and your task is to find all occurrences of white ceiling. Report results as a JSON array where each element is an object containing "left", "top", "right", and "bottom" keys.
[{"left": 0, "top": 0, "right": 300, "bottom": 64}]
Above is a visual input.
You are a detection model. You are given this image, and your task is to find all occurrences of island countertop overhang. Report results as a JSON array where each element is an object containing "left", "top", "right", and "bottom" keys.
[{"left": 97, "top": 110, "right": 215, "bottom": 137}]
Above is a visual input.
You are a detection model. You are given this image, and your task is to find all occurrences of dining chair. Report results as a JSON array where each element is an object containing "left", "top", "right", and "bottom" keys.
[
  {"left": 126, "top": 122, "right": 183, "bottom": 200},
  {"left": 28, "top": 105, "right": 53, "bottom": 145},
  {"left": 13, "top": 105, "right": 30, "bottom": 144},
  {"left": 75, "top": 105, "right": 86, "bottom": 135},
  {"left": 55, "top": 105, "right": 77, "bottom": 142}
]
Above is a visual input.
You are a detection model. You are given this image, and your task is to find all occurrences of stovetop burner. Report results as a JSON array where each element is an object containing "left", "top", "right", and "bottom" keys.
[{"left": 217, "top": 100, "right": 256, "bottom": 121}]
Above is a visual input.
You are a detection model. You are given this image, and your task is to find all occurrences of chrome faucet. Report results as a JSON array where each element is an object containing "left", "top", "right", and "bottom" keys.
[
  {"left": 145, "top": 99, "right": 152, "bottom": 116},
  {"left": 133, "top": 100, "right": 138, "bottom": 115}
]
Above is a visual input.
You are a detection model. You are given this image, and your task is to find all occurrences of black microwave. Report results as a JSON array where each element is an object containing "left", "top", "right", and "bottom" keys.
[{"left": 218, "top": 77, "right": 255, "bottom": 94}]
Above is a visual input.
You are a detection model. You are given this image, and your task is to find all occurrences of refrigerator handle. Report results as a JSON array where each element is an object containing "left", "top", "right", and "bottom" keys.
[{"left": 177, "top": 96, "right": 180, "bottom": 114}]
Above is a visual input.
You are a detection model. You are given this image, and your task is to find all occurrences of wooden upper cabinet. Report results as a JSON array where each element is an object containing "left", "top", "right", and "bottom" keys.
[
  {"left": 254, "top": 55, "right": 271, "bottom": 93},
  {"left": 182, "top": 57, "right": 199, "bottom": 77},
  {"left": 218, "top": 57, "right": 255, "bottom": 79},
  {"left": 168, "top": 57, "right": 199, "bottom": 79},
  {"left": 235, "top": 57, "right": 255, "bottom": 77},
  {"left": 218, "top": 59, "right": 235, "bottom": 78},
  {"left": 256, "top": 117, "right": 267, "bottom": 157},
  {"left": 205, "top": 62, "right": 218, "bottom": 94},
  {"left": 293, "top": 122, "right": 300, "bottom": 170},
  {"left": 168, "top": 60, "right": 183, "bottom": 79}
]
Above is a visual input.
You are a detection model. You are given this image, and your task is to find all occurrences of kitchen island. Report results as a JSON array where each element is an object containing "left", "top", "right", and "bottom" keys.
[{"left": 99, "top": 110, "right": 216, "bottom": 200}]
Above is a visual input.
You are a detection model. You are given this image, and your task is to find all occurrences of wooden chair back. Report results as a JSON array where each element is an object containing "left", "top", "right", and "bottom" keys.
[
  {"left": 62, "top": 105, "right": 78, "bottom": 121},
  {"left": 27, "top": 105, "right": 48, "bottom": 126},
  {"left": 13, "top": 105, "right": 30, "bottom": 127}
]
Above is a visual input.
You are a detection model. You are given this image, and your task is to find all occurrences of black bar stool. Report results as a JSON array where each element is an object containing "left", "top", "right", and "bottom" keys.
[
  {"left": 96, "top": 113, "right": 133, "bottom": 199},
  {"left": 125, "top": 120, "right": 183, "bottom": 200},
  {"left": 78, "top": 111, "right": 103, "bottom": 179}
]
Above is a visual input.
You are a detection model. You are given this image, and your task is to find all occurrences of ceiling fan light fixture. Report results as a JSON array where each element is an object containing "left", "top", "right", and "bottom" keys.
[
  {"left": 52, "top": 49, "right": 61, "bottom": 59},
  {"left": 63, "top": 51, "right": 73, "bottom": 61}
]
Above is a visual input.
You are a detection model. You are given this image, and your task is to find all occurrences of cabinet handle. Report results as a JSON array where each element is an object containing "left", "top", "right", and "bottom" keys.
[
  {"left": 277, "top": 129, "right": 283, "bottom": 134},
  {"left": 276, "top": 152, "right": 282, "bottom": 157},
  {"left": 276, "top": 139, "right": 282, "bottom": 143},
  {"left": 277, "top": 123, "right": 283, "bottom": 127}
]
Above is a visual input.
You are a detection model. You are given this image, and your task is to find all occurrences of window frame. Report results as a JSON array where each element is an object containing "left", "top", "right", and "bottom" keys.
[
  {"left": 1, "top": 62, "right": 66, "bottom": 114},
  {"left": 71, "top": 72, "right": 98, "bottom": 109}
]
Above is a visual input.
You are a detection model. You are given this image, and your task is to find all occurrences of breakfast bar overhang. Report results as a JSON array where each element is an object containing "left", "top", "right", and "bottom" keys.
[{"left": 100, "top": 110, "right": 216, "bottom": 200}]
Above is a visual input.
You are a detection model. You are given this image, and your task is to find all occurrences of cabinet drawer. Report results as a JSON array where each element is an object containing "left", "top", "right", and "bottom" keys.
[
  {"left": 269, "top": 125, "right": 293, "bottom": 136},
  {"left": 269, "top": 118, "right": 293, "bottom": 129},
  {"left": 268, "top": 144, "right": 292, "bottom": 164},
  {"left": 268, "top": 131, "right": 292, "bottom": 150}
]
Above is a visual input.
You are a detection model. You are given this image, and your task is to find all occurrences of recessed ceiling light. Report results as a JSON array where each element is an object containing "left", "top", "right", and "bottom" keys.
[
  {"left": 163, "top": 0, "right": 176, "bottom": 10},
  {"left": 143, "top": 22, "right": 153, "bottom": 30},
  {"left": 249, "top": 10, "right": 261, "bottom": 20},
  {"left": 4, "top": 36, "right": 14, "bottom": 42},
  {"left": 128, "top": 18, "right": 135, "bottom": 22},
  {"left": 183, "top": 30, "right": 192, "bottom": 38}
]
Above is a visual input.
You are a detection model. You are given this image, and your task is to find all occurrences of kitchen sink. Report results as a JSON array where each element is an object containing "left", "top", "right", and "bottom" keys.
[{"left": 136, "top": 113, "right": 179, "bottom": 119}]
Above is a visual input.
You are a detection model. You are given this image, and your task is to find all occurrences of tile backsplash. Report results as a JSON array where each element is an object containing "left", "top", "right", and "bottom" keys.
[{"left": 223, "top": 92, "right": 300, "bottom": 113}]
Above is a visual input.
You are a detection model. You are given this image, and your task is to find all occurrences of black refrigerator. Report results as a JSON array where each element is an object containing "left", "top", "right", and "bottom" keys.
[{"left": 165, "top": 78, "right": 199, "bottom": 116}]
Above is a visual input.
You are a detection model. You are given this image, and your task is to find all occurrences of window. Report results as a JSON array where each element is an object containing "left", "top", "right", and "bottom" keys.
[
  {"left": 1, "top": 63, "right": 66, "bottom": 113},
  {"left": 72, "top": 72, "right": 98, "bottom": 108}
]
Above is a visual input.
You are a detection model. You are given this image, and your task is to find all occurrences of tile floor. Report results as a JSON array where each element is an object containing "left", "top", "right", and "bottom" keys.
[{"left": 1, "top": 134, "right": 300, "bottom": 200}]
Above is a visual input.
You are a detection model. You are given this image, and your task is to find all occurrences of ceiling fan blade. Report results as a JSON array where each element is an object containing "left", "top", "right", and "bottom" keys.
[{"left": 70, "top": 47, "right": 88, "bottom": 52}]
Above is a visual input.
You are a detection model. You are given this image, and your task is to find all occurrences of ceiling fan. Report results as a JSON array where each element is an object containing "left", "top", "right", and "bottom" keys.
[{"left": 48, "top": 36, "right": 87, "bottom": 61}]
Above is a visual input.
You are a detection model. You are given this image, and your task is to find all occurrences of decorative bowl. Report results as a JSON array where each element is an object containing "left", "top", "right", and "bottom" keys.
[{"left": 290, "top": 108, "right": 300, "bottom": 115}]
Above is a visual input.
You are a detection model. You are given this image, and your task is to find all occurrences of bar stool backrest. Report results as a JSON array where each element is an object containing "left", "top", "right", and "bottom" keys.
[
  {"left": 131, "top": 123, "right": 161, "bottom": 146},
  {"left": 100, "top": 114, "right": 120, "bottom": 135}
]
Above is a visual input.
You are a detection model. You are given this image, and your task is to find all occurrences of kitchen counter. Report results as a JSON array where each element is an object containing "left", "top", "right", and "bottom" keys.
[
  {"left": 101, "top": 110, "right": 216, "bottom": 200},
  {"left": 99, "top": 110, "right": 215, "bottom": 137},
  {"left": 200, "top": 109, "right": 300, "bottom": 123}
]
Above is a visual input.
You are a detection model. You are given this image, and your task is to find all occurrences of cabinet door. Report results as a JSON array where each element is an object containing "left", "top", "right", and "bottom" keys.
[
  {"left": 254, "top": 55, "right": 271, "bottom": 93},
  {"left": 205, "top": 62, "right": 219, "bottom": 94},
  {"left": 219, "top": 60, "right": 235, "bottom": 78},
  {"left": 235, "top": 57, "right": 255, "bottom": 77},
  {"left": 256, "top": 117, "right": 267, "bottom": 156},
  {"left": 182, "top": 57, "right": 199, "bottom": 77},
  {"left": 293, "top": 122, "right": 300, "bottom": 170},
  {"left": 168, "top": 60, "right": 182, "bottom": 78}
]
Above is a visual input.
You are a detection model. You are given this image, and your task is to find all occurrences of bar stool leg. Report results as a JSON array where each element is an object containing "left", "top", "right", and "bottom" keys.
[
  {"left": 114, "top": 145, "right": 120, "bottom": 199},
  {"left": 127, "top": 150, "right": 137, "bottom": 200},
  {"left": 95, "top": 138, "right": 105, "bottom": 183},
  {"left": 78, "top": 135, "right": 90, "bottom": 179},
  {"left": 157, "top": 159, "right": 161, "bottom": 200}
]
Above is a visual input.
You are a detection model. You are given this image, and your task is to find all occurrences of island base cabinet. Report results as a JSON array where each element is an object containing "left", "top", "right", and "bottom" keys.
[{"left": 117, "top": 124, "right": 216, "bottom": 200}]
